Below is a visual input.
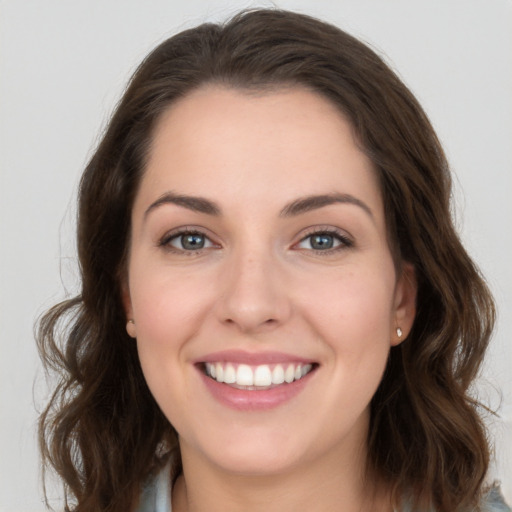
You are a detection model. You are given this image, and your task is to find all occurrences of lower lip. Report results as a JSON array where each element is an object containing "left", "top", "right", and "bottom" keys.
[{"left": 199, "top": 369, "right": 314, "bottom": 411}]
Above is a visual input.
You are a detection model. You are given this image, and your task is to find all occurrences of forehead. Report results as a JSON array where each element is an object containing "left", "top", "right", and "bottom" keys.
[{"left": 137, "top": 85, "right": 382, "bottom": 220}]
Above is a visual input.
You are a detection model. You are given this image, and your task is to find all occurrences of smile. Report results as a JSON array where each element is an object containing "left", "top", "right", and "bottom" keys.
[
  {"left": 196, "top": 351, "right": 318, "bottom": 410},
  {"left": 204, "top": 362, "right": 314, "bottom": 389}
]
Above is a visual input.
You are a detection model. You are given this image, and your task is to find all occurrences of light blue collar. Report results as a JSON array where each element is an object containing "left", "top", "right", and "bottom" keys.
[{"left": 136, "top": 461, "right": 511, "bottom": 512}]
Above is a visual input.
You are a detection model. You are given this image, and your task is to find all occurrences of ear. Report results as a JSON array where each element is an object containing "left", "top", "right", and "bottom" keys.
[
  {"left": 121, "top": 279, "right": 136, "bottom": 338},
  {"left": 391, "top": 262, "right": 417, "bottom": 346}
]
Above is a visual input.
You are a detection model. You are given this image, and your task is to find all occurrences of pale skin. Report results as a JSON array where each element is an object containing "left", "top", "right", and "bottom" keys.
[{"left": 124, "top": 86, "right": 417, "bottom": 512}]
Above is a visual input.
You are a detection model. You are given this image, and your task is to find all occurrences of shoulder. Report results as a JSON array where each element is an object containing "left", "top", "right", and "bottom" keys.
[
  {"left": 135, "top": 462, "right": 172, "bottom": 512},
  {"left": 135, "top": 465, "right": 510, "bottom": 512},
  {"left": 400, "top": 486, "right": 511, "bottom": 512},
  {"left": 480, "top": 485, "right": 511, "bottom": 512}
]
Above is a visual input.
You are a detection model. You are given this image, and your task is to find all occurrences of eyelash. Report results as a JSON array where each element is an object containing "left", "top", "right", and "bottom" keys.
[
  {"left": 158, "top": 228, "right": 216, "bottom": 254},
  {"left": 158, "top": 227, "right": 353, "bottom": 254},
  {"left": 294, "top": 227, "right": 353, "bottom": 254}
]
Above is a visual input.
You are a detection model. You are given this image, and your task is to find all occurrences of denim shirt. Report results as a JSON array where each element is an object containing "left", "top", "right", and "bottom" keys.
[{"left": 137, "top": 462, "right": 511, "bottom": 512}]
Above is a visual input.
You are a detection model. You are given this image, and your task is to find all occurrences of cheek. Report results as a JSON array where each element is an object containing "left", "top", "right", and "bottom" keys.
[
  {"left": 302, "top": 264, "right": 395, "bottom": 337},
  {"left": 127, "top": 264, "right": 214, "bottom": 400},
  {"left": 285, "top": 264, "right": 397, "bottom": 445},
  {"left": 129, "top": 264, "right": 214, "bottom": 345},
  {"left": 297, "top": 262, "right": 396, "bottom": 385}
]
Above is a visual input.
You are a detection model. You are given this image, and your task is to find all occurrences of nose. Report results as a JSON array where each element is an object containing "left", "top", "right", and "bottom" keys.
[{"left": 215, "top": 249, "right": 292, "bottom": 333}]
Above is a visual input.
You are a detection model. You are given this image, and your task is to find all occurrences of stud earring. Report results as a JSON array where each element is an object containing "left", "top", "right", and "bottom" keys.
[
  {"left": 396, "top": 327, "right": 403, "bottom": 338},
  {"left": 126, "top": 319, "right": 136, "bottom": 338}
]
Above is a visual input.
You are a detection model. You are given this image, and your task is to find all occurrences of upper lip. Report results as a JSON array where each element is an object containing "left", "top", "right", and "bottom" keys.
[{"left": 195, "top": 350, "right": 316, "bottom": 365}]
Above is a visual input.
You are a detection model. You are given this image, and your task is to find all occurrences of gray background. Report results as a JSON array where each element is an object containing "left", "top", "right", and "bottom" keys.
[{"left": 1, "top": 0, "right": 511, "bottom": 510}]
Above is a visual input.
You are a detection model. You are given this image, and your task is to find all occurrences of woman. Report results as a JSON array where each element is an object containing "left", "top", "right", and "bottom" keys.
[{"left": 37, "top": 9, "right": 510, "bottom": 512}]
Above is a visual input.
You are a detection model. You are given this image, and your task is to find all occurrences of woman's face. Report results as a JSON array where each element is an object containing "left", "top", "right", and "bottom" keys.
[{"left": 125, "top": 86, "right": 416, "bottom": 476}]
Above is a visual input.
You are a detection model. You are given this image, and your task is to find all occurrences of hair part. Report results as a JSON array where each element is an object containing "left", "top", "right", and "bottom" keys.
[{"left": 37, "top": 9, "right": 495, "bottom": 512}]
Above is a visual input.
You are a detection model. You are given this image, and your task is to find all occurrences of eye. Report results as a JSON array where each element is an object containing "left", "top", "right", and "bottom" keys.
[
  {"left": 296, "top": 230, "right": 352, "bottom": 252},
  {"left": 160, "top": 230, "right": 215, "bottom": 252}
]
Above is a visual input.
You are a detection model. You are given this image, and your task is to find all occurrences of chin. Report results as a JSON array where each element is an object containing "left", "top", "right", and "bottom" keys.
[
  {"left": 181, "top": 423, "right": 310, "bottom": 476},
  {"left": 210, "top": 446, "right": 302, "bottom": 477}
]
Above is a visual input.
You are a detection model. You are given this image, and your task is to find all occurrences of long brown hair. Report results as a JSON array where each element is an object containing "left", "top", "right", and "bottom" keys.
[{"left": 37, "top": 9, "right": 495, "bottom": 512}]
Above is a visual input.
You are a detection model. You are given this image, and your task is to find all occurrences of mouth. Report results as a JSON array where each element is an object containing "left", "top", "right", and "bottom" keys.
[
  {"left": 195, "top": 350, "right": 319, "bottom": 410},
  {"left": 199, "top": 361, "right": 317, "bottom": 390}
]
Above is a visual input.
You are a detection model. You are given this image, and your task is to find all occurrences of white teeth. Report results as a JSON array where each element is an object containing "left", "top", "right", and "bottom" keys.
[
  {"left": 254, "top": 365, "right": 272, "bottom": 386},
  {"left": 301, "top": 363, "right": 312, "bottom": 377},
  {"left": 205, "top": 362, "right": 314, "bottom": 387},
  {"left": 271, "top": 364, "right": 285, "bottom": 384},
  {"left": 236, "top": 364, "right": 254, "bottom": 386},
  {"left": 215, "top": 363, "right": 224, "bottom": 383},
  {"left": 284, "top": 364, "right": 295, "bottom": 383},
  {"left": 223, "top": 363, "right": 236, "bottom": 384}
]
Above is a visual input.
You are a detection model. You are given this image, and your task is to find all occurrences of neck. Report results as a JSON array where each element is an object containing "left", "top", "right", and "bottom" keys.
[{"left": 172, "top": 439, "right": 391, "bottom": 512}]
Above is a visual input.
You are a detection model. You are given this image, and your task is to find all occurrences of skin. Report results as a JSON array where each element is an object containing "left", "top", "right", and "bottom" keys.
[{"left": 124, "top": 86, "right": 416, "bottom": 512}]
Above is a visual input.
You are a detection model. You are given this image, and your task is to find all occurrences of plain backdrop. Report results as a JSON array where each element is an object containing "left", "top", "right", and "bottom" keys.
[{"left": 1, "top": 1, "right": 511, "bottom": 510}]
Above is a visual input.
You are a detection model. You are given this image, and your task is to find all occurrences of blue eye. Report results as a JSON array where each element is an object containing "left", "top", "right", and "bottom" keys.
[
  {"left": 309, "top": 234, "right": 336, "bottom": 250},
  {"left": 164, "top": 231, "right": 214, "bottom": 251},
  {"left": 297, "top": 231, "right": 351, "bottom": 251}
]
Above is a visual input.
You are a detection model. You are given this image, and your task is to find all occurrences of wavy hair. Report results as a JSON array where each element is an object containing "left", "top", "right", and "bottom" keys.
[{"left": 37, "top": 9, "right": 495, "bottom": 512}]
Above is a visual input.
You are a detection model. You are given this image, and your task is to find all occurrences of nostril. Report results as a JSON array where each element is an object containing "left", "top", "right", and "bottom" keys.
[{"left": 223, "top": 316, "right": 279, "bottom": 329}]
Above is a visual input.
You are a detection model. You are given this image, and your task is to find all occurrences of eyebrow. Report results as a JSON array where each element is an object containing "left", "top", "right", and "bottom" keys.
[
  {"left": 144, "top": 191, "right": 373, "bottom": 220},
  {"left": 144, "top": 192, "right": 221, "bottom": 219},
  {"left": 280, "top": 193, "right": 373, "bottom": 219}
]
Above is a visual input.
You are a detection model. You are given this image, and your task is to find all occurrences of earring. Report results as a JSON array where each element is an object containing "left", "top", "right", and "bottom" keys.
[
  {"left": 126, "top": 319, "right": 136, "bottom": 338},
  {"left": 396, "top": 327, "right": 403, "bottom": 339}
]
